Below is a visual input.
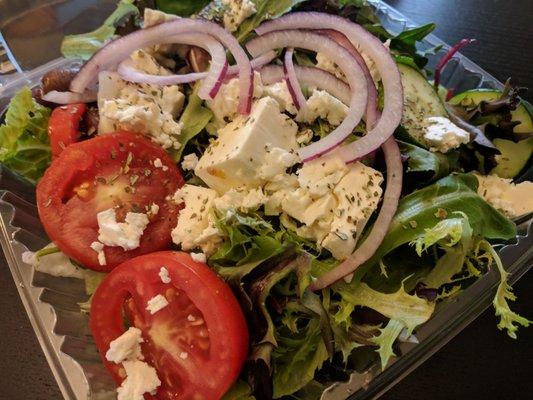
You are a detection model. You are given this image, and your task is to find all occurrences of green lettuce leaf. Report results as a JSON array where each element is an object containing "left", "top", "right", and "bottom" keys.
[
  {"left": 156, "top": 0, "right": 210, "bottom": 16},
  {"left": 272, "top": 316, "right": 329, "bottom": 398},
  {"left": 370, "top": 319, "right": 404, "bottom": 370},
  {"left": 222, "top": 380, "right": 256, "bottom": 400},
  {"left": 0, "top": 87, "right": 51, "bottom": 183},
  {"left": 172, "top": 83, "right": 213, "bottom": 161},
  {"left": 61, "top": 0, "right": 139, "bottom": 60},
  {"left": 354, "top": 174, "right": 516, "bottom": 284},
  {"left": 479, "top": 241, "right": 531, "bottom": 339},
  {"left": 399, "top": 140, "right": 458, "bottom": 184}
]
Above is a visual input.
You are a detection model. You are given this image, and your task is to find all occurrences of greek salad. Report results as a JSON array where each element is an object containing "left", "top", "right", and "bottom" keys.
[{"left": 1, "top": 0, "right": 532, "bottom": 399}]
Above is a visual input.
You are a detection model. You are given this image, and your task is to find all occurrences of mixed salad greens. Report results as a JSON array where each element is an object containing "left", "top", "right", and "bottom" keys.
[{"left": 1, "top": 1, "right": 532, "bottom": 399}]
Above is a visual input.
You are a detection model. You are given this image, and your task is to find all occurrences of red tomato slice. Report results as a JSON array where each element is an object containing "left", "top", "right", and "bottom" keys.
[
  {"left": 36, "top": 131, "right": 184, "bottom": 271},
  {"left": 90, "top": 251, "right": 249, "bottom": 400},
  {"left": 48, "top": 103, "right": 87, "bottom": 158}
]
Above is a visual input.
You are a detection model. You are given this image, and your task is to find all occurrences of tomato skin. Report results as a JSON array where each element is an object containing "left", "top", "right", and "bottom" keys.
[
  {"left": 36, "top": 131, "right": 184, "bottom": 271},
  {"left": 90, "top": 251, "right": 249, "bottom": 400},
  {"left": 48, "top": 103, "right": 87, "bottom": 158}
]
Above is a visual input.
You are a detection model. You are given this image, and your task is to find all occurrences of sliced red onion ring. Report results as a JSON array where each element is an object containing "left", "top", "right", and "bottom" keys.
[
  {"left": 434, "top": 38, "right": 476, "bottom": 89},
  {"left": 283, "top": 48, "right": 307, "bottom": 110},
  {"left": 319, "top": 29, "right": 379, "bottom": 126},
  {"left": 41, "top": 90, "right": 97, "bottom": 104},
  {"left": 119, "top": 50, "right": 277, "bottom": 87},
  {"left": 116, "top": 32, "right": 227, "bottom": 90},
  {"left": 70, "top": 18, "right": 252, "bottom": 114},
  {"left": 260, "top": 64, "right": 351, "bottom": 106},
  {"left": 310, "top": 136, "right": 403, "bottom": 290},
  {"left": 254, "top": 12, "right": 403, "bottom": 160},
  {"left": 246, "top": 30, "right": 368, "bottom": 161}
]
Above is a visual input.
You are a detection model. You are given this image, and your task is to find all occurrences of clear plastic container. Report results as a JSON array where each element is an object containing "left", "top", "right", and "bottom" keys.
[{"left": 0, "top": 1, "right": 531, "bottom": 399}]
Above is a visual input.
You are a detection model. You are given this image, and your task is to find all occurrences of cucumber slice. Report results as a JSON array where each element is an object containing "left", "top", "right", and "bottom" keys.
[
  {"left": 398, "top": 62, "right": 448, "bottom": 144},
  {"left": 490, "top": 137, "right": 533, "bottom": 178},
  {"left": 449, "top": 89, "right": 533, "bottom": 135}
]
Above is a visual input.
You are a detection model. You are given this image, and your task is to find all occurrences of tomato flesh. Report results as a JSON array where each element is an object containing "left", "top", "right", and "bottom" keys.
[
  {"left": 90, "top": 251, "right": 249, "bottom": 400},
  {"left": 36, "top": 131, "right": 184, "bottom": 271},
  {"left": 48, "top": 103, "right": 86, "bottom": 158}
]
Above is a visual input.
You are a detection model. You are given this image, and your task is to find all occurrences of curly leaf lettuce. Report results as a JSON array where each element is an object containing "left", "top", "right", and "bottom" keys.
[
  {"left": 61, "top": 0, "right": 139, "bottom": 60},
  {"left": 479, "top": 241, "right": 531, "bottom": 339},
  {"left": 370, "top": 319, "right": 404, "bottom": 370},
  {"left": 0, "top": 87, "right": 51, "bottom": 183}
]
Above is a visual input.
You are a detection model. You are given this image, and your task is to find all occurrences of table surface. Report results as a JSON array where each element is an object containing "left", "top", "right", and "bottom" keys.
[{"left": 1, "top": 0, "right": 532, "bottom": 399}]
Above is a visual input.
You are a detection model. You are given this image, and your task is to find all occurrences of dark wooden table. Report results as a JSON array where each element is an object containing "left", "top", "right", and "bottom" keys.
[{"left": 0, "top": 0, "right": 532, "bottom": 399}]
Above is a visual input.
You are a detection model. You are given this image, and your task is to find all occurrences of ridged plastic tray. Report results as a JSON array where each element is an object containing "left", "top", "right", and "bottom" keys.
[{"left": 0, "top": 1, "right": 531, "bottom": 399}]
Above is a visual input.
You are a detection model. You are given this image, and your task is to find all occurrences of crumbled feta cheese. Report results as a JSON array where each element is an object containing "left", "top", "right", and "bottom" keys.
[
  {"left": 153, "top": 158, "right": 169, "bottom": 171},
  {"left": 130, "top": 50, "right": 171, "bottom": 76},
  {"left": 297, "top": 154, "right": 348, "bottom": 198},
  {"left": 143, "top": 8, "right": 177, "bottom": 28},
  {"left": 106, "top": 327, "right": 144, "bottom": 364},
  {"left": 149, "top": 203, "right": 159, "bottom": 216},
  {"left": 98, "top": 72, "right": 184, "bottom": 150},
  {"left": 316, "top": 53, "right": 346, "bottom": 81},
  {"left": 90, "top": 241, "right": 107, "bottom": 266},
  {"left": 221, "top": 0, "right": 257, "bottom": 32},
  {"left": 296, "top": 89, "right": 349, "bottom": 126},
  {"left": 422, "top": 116, "right": 470, "bottom": 153},
  {"left": 158, "top": 267, "right": 171, "bottom": 284},
  {"left": 474, "top": 173, "right": 533, "bottom": 218},
  {"left": 146, "top": 294, "right": 169, "bottom": 315},
  {"left": 179, "top": 351, "right": 189, "bottom": 360},
  {"left": 296, "top": 128, "right": 314, "bottom": 145},
  {"left": 259, "top": 147, "right": 300, "bottom": 180},
  {"left": 263, "top": 81, "right": 298, "bottom": 114},
  {"left": 117, "top": 360, "right": 161, "bottom": 400},
  {"left": 181, "top": 153, "right": 199, "bottom": 171},
  {"left": 97, "top": 209, "right": 150, "bottom": 251},
  {"left": 207, "top": 72, "right": 264, "bottom": 124},
  {"left": 187, "top": 314, "right": 196, "bottom": 322},
  {"left": 196, "top": 97, "right": 298, "bottom": 193},
  {"left": 190, "top": 252, "right": 207, "bottom": 263},
  {"left": 171, "top": 185, "right": 222, "bottom": 255},
  {"left": 214, "top": 187, "right": 267, "bottom": 212},
  {"left": 22, "top": 244, "right": 84, "bottom": 279}
]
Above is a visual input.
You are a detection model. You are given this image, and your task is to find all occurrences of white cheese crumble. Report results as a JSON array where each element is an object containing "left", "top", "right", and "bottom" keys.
[
  {"left": 179, "top": 351, "right": 189, "bottom": 360},
  {"left": 90, "top": 241, "right": 107, "bottom": 266},
  {"left": 117, "top": 360, "right": 161, "bottom": 400},
  {"left": 98, "top": 71, "right": 184, "bottom": 150},
  {"left": 106, "top": 327, "right": 144, "bottom": 364},
  {"left": 221, "top": 0, "right": 257, "bottom": 32},
  {"left": 97, "top": 208, "right": 150, "bottom": 251},
  {"left": 474, "top": 173, "right": 533, "bottom": 218},
  {"left": 21, "top": 244, "right": 84, "bottom": 279},
  {"left": 181, "top": 153, "right": 199, "bottom": 171},
  {"left": 190, "top": 252, "right": 207, "bottom": 263},
  {"left": 296, "top": 89, "right": 349, "bottom": 126},
  {"left": 263, "top": 81, "right": 298, "bottom": 115},
  {"left": 422, "top": 116, "right": 470, "bottom": 153},
  {"left": 171, "top": 185, "right": 222, "bottom": 255},
  {"left": 158, "top": 267, "right": 171, "bottom": 284},
  {"left": 153, "top": 158, "right": 169, "bottom": 171},
  {"left": 146, "top": 294, "right": 169, "bottom": 315},
  {"left": 148, "top": 203, "right": 159, "bottom": 216}
]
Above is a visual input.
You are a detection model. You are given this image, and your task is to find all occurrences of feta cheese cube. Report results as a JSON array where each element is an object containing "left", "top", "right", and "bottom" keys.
[
  {"left": 196, "top": 97, "right": 298, "bottom": 193},
  {"left": 171, "top": 185, "right": 222, "bottom": 255},
  {"left": 207, "top": 71, "right": 264, "bottom": 124},
  {"left": 297, "top": 154, "right": 348, "bottom": 198},
  {"left": 475, "top": 173, "right": 533, "bottom": 218},
  {"left": 423, "top": 116, "right": 470, "bottom": 153},
  {"left": 322, "top": 162, "right": 383, "bottom": 259},
  {"left": 296, "top": 89, "right": 349, "bottom": 126},
  {"left": 106, "top": 327, "right": 144, "bottom": 364},
  {"left": 117, "top": 360, "right": 161, "bottom": 400},
  {"left": 146, "top": 294, "right": 169, "bottom": 315},
  {"left": 214, "top": 187, "right": 267, "bottom": 212},
  {"left": 221, "top": 0, "right": 257, "bottom": 32},
  {"left": 259, "top": 147, "right": 300, "bottom": 180},
  {"left": 98, "top": 72, "right": 185, "bottom": 150},
  {"left": 97, "top": 208, "right": 150, "bottom": 251},
  {"left": 282, "top": 188, "right": 313, "bottom": 222},
  {"left": 263, "top": 81, "right": 298, "bottom": 114}
]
